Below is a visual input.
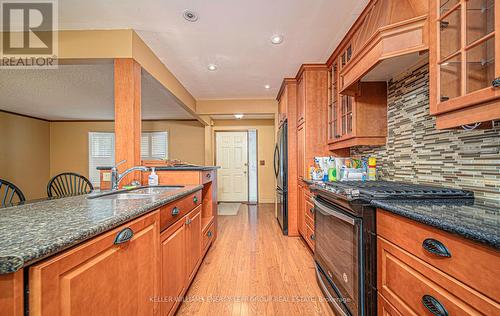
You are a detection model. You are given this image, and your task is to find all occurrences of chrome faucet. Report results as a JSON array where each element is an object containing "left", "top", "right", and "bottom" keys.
[{"left": 110, "top": 160, "right": 149, "bottom": 190}]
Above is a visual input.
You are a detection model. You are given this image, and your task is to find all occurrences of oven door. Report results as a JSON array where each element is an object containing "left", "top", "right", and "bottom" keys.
[{"left": 314, "top": 197, "right": 363, "bottom": 316}]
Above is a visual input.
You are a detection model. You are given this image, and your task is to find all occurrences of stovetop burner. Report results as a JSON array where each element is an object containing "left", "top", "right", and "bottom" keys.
[{"left": 316, "top": 180, "right": 474, "bottom": 200}]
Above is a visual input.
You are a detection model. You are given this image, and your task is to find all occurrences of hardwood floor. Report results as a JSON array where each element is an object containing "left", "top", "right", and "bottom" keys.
[{"left": 176, "top": 203, "right": 334, "bottom": 316}]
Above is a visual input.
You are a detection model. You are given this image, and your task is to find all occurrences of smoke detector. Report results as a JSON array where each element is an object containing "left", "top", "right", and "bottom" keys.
[{"left": 183, "top": 10, "right": 198, "bottom": 22}]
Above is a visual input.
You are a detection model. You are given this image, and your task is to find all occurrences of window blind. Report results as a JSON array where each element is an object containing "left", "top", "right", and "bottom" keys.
[
  {"left": 88, "top": 132, "right": 115, "bottom": 187},
  {"left": 88, "top": 131, "right": 168, "bottom": 186},
  {"left": 141, "top": 132, "right": 169, "bottom": 160}
]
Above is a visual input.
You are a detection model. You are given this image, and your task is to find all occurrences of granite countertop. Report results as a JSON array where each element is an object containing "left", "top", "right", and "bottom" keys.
[
  {"left": 372, "top": 199, "right": 500, "bottom": 249},
  {"left": 0, "top": 185, "right": 202, "bottom": 274},
  {"left": 96, "top": 165, "right": 220, "bottom": 171}
]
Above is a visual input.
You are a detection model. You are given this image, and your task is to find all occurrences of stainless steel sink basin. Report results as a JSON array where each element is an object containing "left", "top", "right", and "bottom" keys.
[{"left": 87, "top": 186, "right": 184, "bottom": 199}]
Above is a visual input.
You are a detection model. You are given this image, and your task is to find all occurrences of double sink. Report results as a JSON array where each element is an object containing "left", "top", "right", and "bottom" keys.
[{"left": 87, "top": 186, "right": 184, "bottom": 200}]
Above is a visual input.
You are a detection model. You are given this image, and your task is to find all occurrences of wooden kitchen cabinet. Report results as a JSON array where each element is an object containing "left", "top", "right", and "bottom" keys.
[
  {"left": 295, "top": 64, "right": 329, "bottom": 174},
  {"left": 160, "top": 218, "right": 187, "bottom": 316},
  {"left": 186, "top": 205, "right": 202, "bottom": 283},
  {"left": 429, "top": 0, "right": 500, "bottom": 128},
  {"left": 277, "top": 78, "right": 300, "bottom": 237},
  {"left": 377, "top": 209, "right": 500, "bottom": 315},
  {"left": 328, "top": 69, "right": 388, "bottom": 151},
  {"left": 159, "top": 202, "right": 208, "bottom": 316},
  {"left": 29, "top": 211, "right": 160, "bottom": 316}
]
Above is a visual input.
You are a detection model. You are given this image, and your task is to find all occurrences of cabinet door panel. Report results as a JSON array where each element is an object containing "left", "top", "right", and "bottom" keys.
[
  {"left": 297, "top": 184, "right": 304, "bottom": 236},
  {"left": 297, "top": 75, "right": 305, "bottom": 125},
  {"left": 187, "top": 205, "right": 202, "bottom": 282},
  {"left": 160, "top": 220, "right": 186, "bottom": 316},
  {"left": 297, "top": 124, "right": 305, "bottom": 180},
  {"left": 30, "top": 212, "right": 160, "bottom": 316}
]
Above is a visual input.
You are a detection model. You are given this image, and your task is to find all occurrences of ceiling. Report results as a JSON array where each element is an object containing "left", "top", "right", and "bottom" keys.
[
  {"left": 0, "top": 64, "right": 194, "bottom": 120},
  {"left": 210, "top": 114, "right": 275, "bottom": 120},
  {"left": 58, "top": 0, "right": 369, "bottom": 99}
]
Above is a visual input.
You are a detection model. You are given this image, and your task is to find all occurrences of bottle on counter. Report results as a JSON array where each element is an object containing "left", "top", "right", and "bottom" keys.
[
  {"left": 368, "top": 157, "right": 377, "bottom": 181},
  {"left": 148, "top": 167, "right": 159, "bottom": 186}
]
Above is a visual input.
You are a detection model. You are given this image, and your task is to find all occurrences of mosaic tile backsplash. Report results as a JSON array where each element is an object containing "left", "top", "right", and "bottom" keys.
[{"left": 351, "top": 63, "right": 500, "bottom": 202}]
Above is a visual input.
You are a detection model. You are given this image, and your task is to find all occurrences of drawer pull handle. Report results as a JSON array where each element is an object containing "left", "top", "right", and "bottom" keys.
[
  {"left": 172, "top": 207, "right": 180, "bottom": 216},
  {"left": 422, "top": 238, "right": 451, "bottom": 258},
  {"left": 193, "top": 196, "right": 198, "bottom": 204},
  {"left": 114, "top": 227, "right": 134, "bottom": 244},
  {"left": 207, "top": 231, "right": 213, "bottom": 238},
  {"left": 493, "top": 78, "right": 500, "bottom": 88},
  {"left": 422, "top": 295, "right": 448, "bottom": 316}
]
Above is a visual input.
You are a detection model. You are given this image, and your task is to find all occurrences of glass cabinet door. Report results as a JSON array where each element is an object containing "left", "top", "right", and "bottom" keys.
[
  {"left": 341, "top": 95, "right": 353, "bottom": 136},
  {"left": 329, "top": 63, "right": 339, "bottom": 140},
  {"left": 437, "top": 0, "right": 497, "bottom": 103}
]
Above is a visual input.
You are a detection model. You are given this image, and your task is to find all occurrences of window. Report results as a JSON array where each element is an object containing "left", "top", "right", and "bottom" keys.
[
  {"left": 88, "top": 132, "right": 115, "bottom": 187},
  {"left": 88, "top": 131, "right": 168, "bottom": 187},
  {"left": 141, "top": 132, "right": 169, "bottom": 160}
]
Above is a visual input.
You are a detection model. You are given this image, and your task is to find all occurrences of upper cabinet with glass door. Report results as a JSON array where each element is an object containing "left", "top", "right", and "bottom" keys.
[{"left": 429, "top": 0, "right": 500, "bottom": 129}]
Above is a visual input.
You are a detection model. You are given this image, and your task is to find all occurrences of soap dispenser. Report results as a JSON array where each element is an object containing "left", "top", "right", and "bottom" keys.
[{"left": 148, "top": 167, "right": 159, "bottom": 186}]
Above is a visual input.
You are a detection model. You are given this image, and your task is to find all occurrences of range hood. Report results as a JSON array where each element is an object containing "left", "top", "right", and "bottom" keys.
[{"left": 336, "top": 0, "right": 429, "bottom": 94}]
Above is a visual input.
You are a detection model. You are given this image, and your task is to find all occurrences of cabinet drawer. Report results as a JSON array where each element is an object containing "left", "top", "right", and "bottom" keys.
[
  {"left": 202, "top": 221, "right": 215, "bottom": 252},
  {"left": 160, "top": 190, "right": 201, "bottom": 231},
  {"left": 201, "top": 171, "right": 213, "bottom": 184},
  {"left": 378, "top": 293, "right": 402, "bottom": 316},
  {"left": 304, "top": 222, "right": 315, "bottom": 251},
  {"left": 377, "top": 209, "right": 500, "bottom": 301},
  {"left": 378, "top": 236, "right": 500, "bottom": 315},
  {"left": 304, "top": 199, "right": 314, "bottom": 224}
]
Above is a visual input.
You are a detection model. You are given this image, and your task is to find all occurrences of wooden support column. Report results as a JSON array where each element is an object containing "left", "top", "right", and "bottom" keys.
[{"left": 114, "top": 58, "right": 142, "bottom": 186}]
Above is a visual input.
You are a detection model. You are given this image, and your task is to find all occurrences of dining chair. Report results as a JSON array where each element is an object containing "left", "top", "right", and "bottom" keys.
[
  {"left": 47, "top": 173, "right": 94, "bottom": 198},
  {"left": 0, "top": 179, "right": 26, "bottom": 207}
]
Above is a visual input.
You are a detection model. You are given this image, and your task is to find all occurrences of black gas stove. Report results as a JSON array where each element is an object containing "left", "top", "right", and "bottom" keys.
[
  {"left": 314, "top": 180, "right": 474, "bottom": 201},
  {"left": 311, "top": 181, "right": 473, "bottom": 316}
]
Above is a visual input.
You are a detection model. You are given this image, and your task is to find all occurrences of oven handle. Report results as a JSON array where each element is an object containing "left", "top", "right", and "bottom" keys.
[
  {"left": 313, "top": 197, "right": 356, "bottom": 225},
  {"left": 316, "top": 265, "right": 349, "bottom": 316}
]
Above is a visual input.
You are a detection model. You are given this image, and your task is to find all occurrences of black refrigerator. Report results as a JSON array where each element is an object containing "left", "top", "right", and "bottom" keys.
[{"left": 274, "top": 120, "right": 288, "bottom": 235}]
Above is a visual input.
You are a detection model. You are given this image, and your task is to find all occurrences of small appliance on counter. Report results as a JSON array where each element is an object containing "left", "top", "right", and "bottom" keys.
[{"left": 311, "top": 180, "right": 473, "bottom": 316}]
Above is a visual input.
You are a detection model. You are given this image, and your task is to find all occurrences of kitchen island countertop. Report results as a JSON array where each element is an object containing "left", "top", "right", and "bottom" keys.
[{"left": 0, "top": 185, "right": 202, "bottom": 274}]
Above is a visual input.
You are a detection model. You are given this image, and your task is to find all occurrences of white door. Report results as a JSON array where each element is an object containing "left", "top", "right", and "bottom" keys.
[{"left": 216, "top": 132, "right": 248, "bottom": 202}]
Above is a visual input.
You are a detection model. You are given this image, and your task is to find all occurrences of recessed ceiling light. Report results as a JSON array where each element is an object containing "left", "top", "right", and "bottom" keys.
[
  {"left": 271, "top": 34, "right": 284, "bottom": 45},
  {"left": 234, "top": 114, "right": 244, "bottom": 119},
  {"left": 264, "top": 84, "right": 271, "bottom": 89},
  {"left": 207, "top": 64, "right": 217, "bottom": 71},
  {"left": 183, "top": 10, "right": 198, "bottom": 22}
]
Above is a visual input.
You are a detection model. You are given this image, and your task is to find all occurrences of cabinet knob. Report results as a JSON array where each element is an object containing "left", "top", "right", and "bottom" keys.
[
  {"left": 422, "top": 238, "right": 451, "bottom": 258},
  {"left": 186, "top": 218, "right": 192, "bottom": 225},
  {"left": 422, "top": 295, "right": 448, "bottom": 316},
  {"left": 114, "top": 227, "right": 134, "bottom": 245},
  {"left": 492, "top": 77, "right": 500, "bottom": 88},
  {"left": 207, "top": 231, "right": 213, "bottom": 238},
  {"left": 206, "top": 173, "right": 211, "bottom": 178},
  {"left": 309, "top": 207, "right": 314, "bottom": 214},
  {"left": 193, "top": 196, "right": 198, "bottom": 204},
  {"left": 310, "top": 234, "right": 315, "bottom": 241},
  {"left": 172, "top": 207, "right": 180, "bottom": 216}
]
